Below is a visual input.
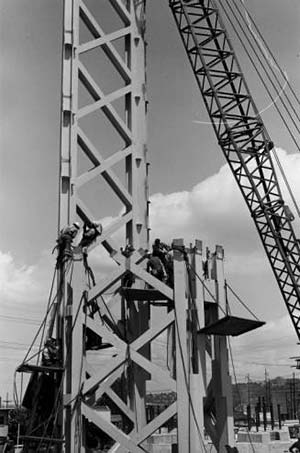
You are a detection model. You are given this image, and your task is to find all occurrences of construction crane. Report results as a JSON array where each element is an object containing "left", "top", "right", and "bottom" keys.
[
  {"left": 14, "top": 1, "right": 299, "bottom": 453},
  {"left": 170, "top": 0, "right": 300, "bottom": 339}
]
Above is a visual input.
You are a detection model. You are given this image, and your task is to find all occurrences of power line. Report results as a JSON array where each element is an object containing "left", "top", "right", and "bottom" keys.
[
  {"left": 233, "top": 361, "right": 291, "bottom": 367},
  {"left": 0, "top": 314, "right": 41, "bottom": 326},
  {"left": 0, "top": 340, "right": 38, "bottom": 351}
]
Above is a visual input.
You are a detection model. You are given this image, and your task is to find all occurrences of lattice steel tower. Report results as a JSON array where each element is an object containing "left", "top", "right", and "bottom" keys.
[
  {"left": 18, "top": 2, "right": 265, "bottom": 452},
  {"left": 58, "top": 0, "right": 150, "bottom": 450}
]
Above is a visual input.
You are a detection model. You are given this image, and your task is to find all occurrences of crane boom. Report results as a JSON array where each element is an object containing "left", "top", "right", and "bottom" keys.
[{"left": 169, "top": 0, "right": 300, "bottom": 338}]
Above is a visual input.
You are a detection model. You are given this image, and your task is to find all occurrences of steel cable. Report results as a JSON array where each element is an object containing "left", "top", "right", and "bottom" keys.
[
  {"left": 236, "top": 0, "right": 300, "bottom": 111},
  {"left": 218, "top": 0, "right": 300, "bottom": 218},
  {"left": 219, "top": 0, "right": 300, "bottom": 133}
]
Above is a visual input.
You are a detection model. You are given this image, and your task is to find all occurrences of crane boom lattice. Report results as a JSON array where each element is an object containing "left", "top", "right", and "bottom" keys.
[{"left": 169, "top": 0, "right": 300, "bottom": 339}]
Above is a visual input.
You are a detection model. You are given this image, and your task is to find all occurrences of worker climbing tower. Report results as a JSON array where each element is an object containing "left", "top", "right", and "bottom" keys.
[{"left": 16, "top": 1, "right": 266, "bottom": 452}]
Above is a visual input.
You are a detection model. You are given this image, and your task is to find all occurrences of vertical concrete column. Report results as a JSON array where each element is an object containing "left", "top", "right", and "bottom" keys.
[
  {"left": 173, "top": 239, "right": 190, "bottom": 452},
  {"left": 126, "top": 0, "right": 149, "bottom": 432},
  {"left": 190, "top": 240, "right": 206, "bottom": 451},
  {"left": 64, "top": 251, "right": 86, "bottom": 453},
  {"left": 212, "top": 246, "right": 235, "bottom": 452},
  {"left": 59, "top": 2, "right": 80, "bottom": 449}
]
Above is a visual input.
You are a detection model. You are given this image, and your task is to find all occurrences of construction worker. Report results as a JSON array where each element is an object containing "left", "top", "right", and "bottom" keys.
[
  {"left": 42, "top": 338, "right": 60, "bottom": 367},
  {"left": 150, "top": 238, "right": 174, "bottom": 286},
  {"left": 55, "top": 222, "right": 80, "bottom": 265},
  {"left": 152, "top": 238, "right": 169, "bottom": 268},
  {"left": 79, "top": 221, "right": 102, "bottom": 249},
  {"left": 147, "top": 254, "right": 165, "bottom": 281},
  {"left": 163, "top": 249, "right": 174, "bottom": 288},
  {"left": 60, "top": 222, "right": 80, "bottom": 240}
]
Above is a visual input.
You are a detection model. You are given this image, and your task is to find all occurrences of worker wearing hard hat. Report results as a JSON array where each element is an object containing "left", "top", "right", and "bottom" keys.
[
  {"left": 79, "top": 221, "right": 103, "bottom": 248},
  {"left": 55, "top": 222, "right": 81, "bottom": 265}
]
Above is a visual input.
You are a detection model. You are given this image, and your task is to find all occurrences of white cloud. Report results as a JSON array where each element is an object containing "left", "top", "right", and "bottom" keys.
[
  {"left": 150, "top": 163, "right": 252, "bottom": 252},
  {"left": 0, "top": 250, "right": 56, "bottom": 397},
  {"left": 274, "top": 148, "right": 300, "bottom": 208},
  {"left": 82, "top": 147, "right": 300, "bottom": 284},
  {"left": 0, "top": 251, "right": 40, "bottom": 304},
  {"left": 1, "top": 149, "right": 300, "bottom": 395},
  {"left": 150, "top": 148, "right": 300, "bottom": 271},
  {"left": 0, "top": 250, "right": 55, "bottom": 310},
  {"left": 86, "top": 148, "right": 300, "bottom": 282}
]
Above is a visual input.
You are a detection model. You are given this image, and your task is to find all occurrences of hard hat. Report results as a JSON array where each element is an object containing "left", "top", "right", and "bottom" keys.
[{"left": 95, "top": 222, "right": 103, "bottom": 234}]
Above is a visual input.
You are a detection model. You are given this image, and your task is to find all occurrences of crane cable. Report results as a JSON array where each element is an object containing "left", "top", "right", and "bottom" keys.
[
  {"left": 236, "top": 0, "right": 300, "bottom": 111},
  {"left": 14, "top": 254, "right": 84, "bottom": 451},
  {"left": 225, "top": 0, "right": 300, "bottom": 128},
  {"left": 36, "top": 267, "right": 88, "bottom": 452},
  {"left": 217, "top": 0, "right": 300, "bottom": 219},
  {"left": 21, "top": 260, "right": 72, "bottom": 366},
  {"left": 186, "top": 262, "right": 261, "bottom": 322},
  {"left": 23, "top": 261, "right": 77, "bottom": 452},
  {"left": 219, "top": 0, "right": 300, "bottom": 143},
  {"left": 223, "top": 0, "right": 300, "bottom": 218}
]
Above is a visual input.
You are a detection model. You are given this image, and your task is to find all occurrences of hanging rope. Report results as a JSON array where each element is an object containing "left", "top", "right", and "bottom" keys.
[
  {"left": 225, "top": 282, "right": 260, "bottom": 321},
  {"left": 186, "top": 262, "right": 227, "bottom": 317},
  {"left": 184, "top": 251, "right": 259, "bottom": 450},
  {"left": 236, "top": 0, "right": 300, "bottom": 111},
  {"left": 37, "top": 267, "right": 57, "bottom": 364},
  {"left": 36, "top": 288, "right": 85, "bottom": 452},
  {"left": 220, "top": 0, "right": 300, "bottom": 141},
  {"left": 21, "top": 260, "right": 72, "bottom": 366}
]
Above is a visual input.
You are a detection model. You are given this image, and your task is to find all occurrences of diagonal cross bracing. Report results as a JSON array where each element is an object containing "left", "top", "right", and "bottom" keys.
[{"left": 57, "top": 1, "right": 153, "bottom": 450}]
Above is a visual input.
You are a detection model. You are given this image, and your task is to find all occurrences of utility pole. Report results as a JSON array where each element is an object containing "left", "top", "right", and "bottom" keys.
[
  {"left": 293, "top": 372, "right": 296, "bottom": 418},
  {"left": 247, "top": 374, "right": 251, "bottom": 407},
  {"left": 265, "top": 368, "right": 270, "bottom": 409},
  {"left": 3, "top": 393, "right": 11, "bottom": 408}
]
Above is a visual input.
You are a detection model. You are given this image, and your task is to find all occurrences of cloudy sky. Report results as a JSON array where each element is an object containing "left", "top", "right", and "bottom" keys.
[{"left": 1, "top": 0, "right": 300, "bottom": 399}]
